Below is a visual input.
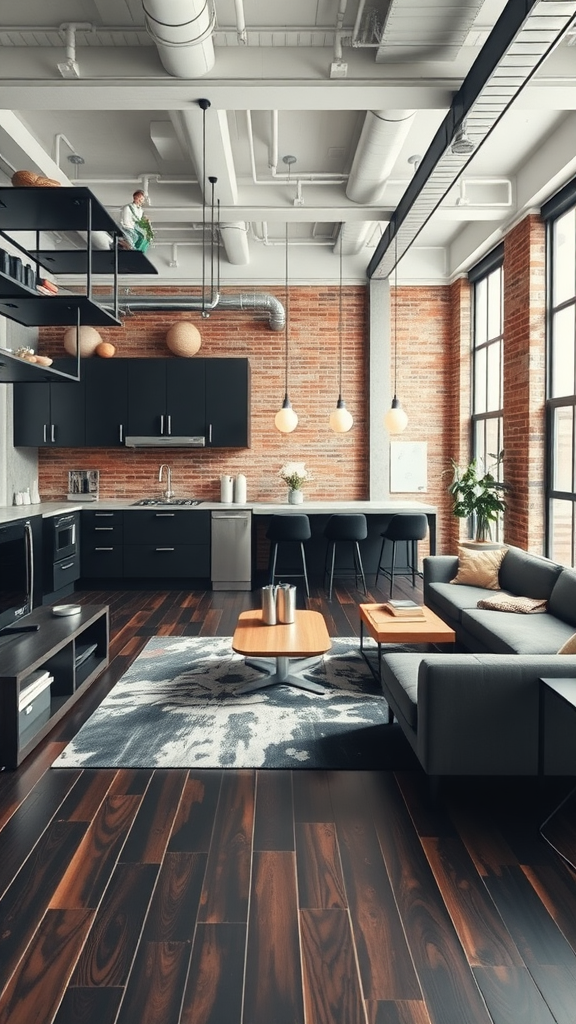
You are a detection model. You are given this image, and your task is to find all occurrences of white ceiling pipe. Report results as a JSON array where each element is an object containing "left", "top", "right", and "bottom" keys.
[
  {"left": 219, "top": 222, "right": 250, "bottom": 265},
  {"left": 346, "top": 109, "right": 416, "bottom": 205},
  {"left": 233, "top": 0, "right": 247, "bottom": 44},
  {"left": 143, "top": 0, "right": 215, "bottom": 78},
  {"left": 267, "top": 111, "right": 344, "bottom": 181},
  {"left": 247, "top": 111, "right": 346, "bottom": 185}
]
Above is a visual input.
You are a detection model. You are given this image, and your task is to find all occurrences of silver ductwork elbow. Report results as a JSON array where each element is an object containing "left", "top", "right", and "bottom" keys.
[{"left": 97, "top": 291, "right": 286, "bottom": 331}]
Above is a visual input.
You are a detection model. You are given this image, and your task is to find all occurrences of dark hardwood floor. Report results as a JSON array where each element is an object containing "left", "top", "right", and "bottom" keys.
[{"left": 1, "top": 576, "right": 576, "bottom": 1024}]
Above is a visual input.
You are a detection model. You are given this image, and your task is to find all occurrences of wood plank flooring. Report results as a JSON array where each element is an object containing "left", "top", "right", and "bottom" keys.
[{"left": 1, "top": 579, "right": 576, "bottom": 1024}]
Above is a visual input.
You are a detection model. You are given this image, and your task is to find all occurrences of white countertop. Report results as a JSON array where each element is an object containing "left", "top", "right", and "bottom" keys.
[{"left": 0, "top": 497, "right": 436, "bottom": 526}]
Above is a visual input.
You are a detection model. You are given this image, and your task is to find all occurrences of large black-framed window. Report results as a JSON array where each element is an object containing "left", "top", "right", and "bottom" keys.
[
  {"left": 470, "top": 246, "right": 504, "bottom": 540},
  {"left": 543, "top": 179, "right": 576, "bottom": 568}
]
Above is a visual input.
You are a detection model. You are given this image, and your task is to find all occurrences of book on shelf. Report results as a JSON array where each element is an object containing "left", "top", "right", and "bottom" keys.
[
  {"left": 381, "top": 599, "right": 425, "bottom": 618},
  {"left": 19, "top": 670, "right": 54, "bottom": 710}
]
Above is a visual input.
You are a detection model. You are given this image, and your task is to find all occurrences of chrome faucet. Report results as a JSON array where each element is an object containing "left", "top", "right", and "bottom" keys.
[{"left": 158, "top": 464, "right": 174, "bottom": 500}]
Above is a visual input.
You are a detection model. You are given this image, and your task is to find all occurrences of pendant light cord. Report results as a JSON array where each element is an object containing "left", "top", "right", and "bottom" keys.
[
  {"left": 338, "top": 240, "right": 343, "bottom": 399},
  {"left": 393, "top": 230, "right": 398, "bottom": 397},
  {"left": 284, "top": 222, "right": 289, "bottom": 397}
]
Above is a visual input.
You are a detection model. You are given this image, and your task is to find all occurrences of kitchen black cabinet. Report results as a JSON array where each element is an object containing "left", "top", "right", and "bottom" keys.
[
  {"left": 85, "top": 358, "right": 129, "bottom": 447},
  {"left": 206, "top": 358, "right": 251, "bottom": 448},
  {"left": 122, "top": 509, "right": 211, "bottom": 579},
  {"left": 81, "top": 510, "right": 124, "bottom": 577},
  {"left": 13, "top": 359, "right": 86, "bottom": 447},
  {"left": 127, "top": 359, "right": 205, "bottom": 438}
]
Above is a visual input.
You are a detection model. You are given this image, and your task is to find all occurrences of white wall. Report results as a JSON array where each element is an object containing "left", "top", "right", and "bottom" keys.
[{"left": 0, "top": 317, "right": 39, "bottom": 507}]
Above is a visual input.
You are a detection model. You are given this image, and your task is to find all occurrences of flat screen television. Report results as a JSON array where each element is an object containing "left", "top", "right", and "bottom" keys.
[{"left": 0, "top": 519, "right": 33, "bottom": 635}]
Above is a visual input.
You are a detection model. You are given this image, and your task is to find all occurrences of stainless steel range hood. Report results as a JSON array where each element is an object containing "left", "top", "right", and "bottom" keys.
[{"left": 124, "top": 435, "right": 206, "bottom": 448}]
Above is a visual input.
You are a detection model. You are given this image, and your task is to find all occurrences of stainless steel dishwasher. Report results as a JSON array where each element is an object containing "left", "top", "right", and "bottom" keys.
[{"left": 211, "top": 510, "right": 252, "bottom": 590}]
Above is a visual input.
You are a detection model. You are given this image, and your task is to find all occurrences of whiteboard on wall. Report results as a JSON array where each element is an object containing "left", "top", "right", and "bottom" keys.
[{"left": 390, "top": 442, "right": 428, "bottom": 493}]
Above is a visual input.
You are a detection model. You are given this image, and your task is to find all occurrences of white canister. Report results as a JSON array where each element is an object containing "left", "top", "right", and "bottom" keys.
[
  {"left": 234, "top": 473, "right": 247, "bottom": 504},
  {"left": 220, "top": 474, "right": 234, "bottom": 503}
]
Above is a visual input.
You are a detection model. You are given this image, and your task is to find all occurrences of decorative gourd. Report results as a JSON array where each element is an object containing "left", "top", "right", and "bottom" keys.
[{"left": 95, "top": 342, "right": 116, "bottom": 358}]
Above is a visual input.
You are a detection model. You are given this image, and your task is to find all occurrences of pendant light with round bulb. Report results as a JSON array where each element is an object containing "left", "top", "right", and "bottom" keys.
[
  {"left": 383, "top": 229, "right": 408, "bottom": 434},
  {"left": 275, "top": 222, "right": 298, "bottom": 433},
  {"left": 329, "top": 237, "right": 354, "bottom": 433}
]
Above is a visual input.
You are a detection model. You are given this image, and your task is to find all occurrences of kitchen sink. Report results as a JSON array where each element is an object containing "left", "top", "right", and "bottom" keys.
[{"left": 131, "top": 498, "right": 203, "bottom": 506}]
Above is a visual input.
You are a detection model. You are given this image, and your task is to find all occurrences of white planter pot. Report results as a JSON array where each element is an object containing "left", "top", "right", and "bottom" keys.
[{"left": 288, "top": 489, "right": 303, "bottom": 504}]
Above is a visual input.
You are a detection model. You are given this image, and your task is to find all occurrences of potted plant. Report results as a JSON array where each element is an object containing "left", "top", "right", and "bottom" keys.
[
  {"left": 447, "top": 450, "right": 509, "bottom": 543},
  {"left": 279, "top": 461, "right": 311, "bottom": 504}
]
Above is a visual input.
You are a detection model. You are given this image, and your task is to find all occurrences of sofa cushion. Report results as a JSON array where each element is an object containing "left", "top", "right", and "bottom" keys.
[
  {"left": 558, "top": 632, "right": 576, "bottom": 654},
  {"left": 461, "top": 608, "right": 575, "bottom": 655},
  {"left": 477, "top": 595, "right": 547, "bottom": 614},
  {"left": 498, "top": 546, "right": 563, "bottom": 599},
  {"left": 428, "top": 581, "right": 513, "bottom": 623},
  {"left": 450, "top": 545, "right": 506, "bottom": 589},
  {"left": 379, "top": 652, "right": 422, "bottom": 729},
  {"left": 548, "top": 568, "right": 576, "bottom": 628}
]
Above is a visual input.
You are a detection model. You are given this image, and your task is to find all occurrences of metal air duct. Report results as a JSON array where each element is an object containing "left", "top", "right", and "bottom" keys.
[
  {"left": 218, "top": 222, "right": 250, "bottom": 265},
  {"left": 346, "top": 109, "right": 416, "bottom": 205},
  {"left": 97, "top": 290, "right": 285, "bottom": 330},
  {"left": 143, "top": 0, "right": 215, "bottom": 78}
]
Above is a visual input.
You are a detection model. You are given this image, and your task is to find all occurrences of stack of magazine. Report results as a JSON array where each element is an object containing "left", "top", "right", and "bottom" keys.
[{"left": 381, "top": 599, "right": 425, "bottom": 620}]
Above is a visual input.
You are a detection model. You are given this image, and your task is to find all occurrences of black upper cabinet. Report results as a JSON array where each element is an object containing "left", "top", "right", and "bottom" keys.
[
  {"left": 13, "top": 359, "right": 85, "bottom": 447},
  {"left": 13, "top": 356, "right": 251, "bottom": 449},
  {"left": 85, "top": 358, "right": 129, "bottom": 447},
  {"left": 127, "top": 359, "right": 206, "bottom": 438},
  {"left": 206, "top": 358, "right": 251, "bottom": 448}
]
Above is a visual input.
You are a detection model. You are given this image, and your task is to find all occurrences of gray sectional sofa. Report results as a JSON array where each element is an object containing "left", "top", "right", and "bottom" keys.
[{"left": 379, "top": 546, "right": 576, "bottom": 778}]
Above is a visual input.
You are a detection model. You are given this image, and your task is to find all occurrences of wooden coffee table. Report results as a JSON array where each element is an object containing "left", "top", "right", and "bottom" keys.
[
  {"left": 232, "top": 609, "right": 331, "bottom": 695},
  {"left": 359, "top": 602, "right": 456, "bottom": 684}
]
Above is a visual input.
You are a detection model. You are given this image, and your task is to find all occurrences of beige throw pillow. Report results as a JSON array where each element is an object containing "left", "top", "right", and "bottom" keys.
[
  {"left": 558, "top": 633, "right": 576, "bottom": 654},
  {"left": 477, "top": 595, "right": 547, "bottom": 614},
  {"left": 450, "top": 545, "right": 507, "bottom": 590}
]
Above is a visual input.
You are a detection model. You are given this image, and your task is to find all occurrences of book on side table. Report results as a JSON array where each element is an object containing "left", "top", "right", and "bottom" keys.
[{"left": 381, "top": 599, "right": 425, "bottom": 620}]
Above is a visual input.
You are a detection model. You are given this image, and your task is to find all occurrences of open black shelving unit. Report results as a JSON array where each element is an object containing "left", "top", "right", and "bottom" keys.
[{"left": 0, "top": 185, "right": 157, "bottom": 384}]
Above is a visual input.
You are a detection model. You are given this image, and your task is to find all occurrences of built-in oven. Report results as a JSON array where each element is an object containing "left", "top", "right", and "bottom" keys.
[{"left": 50, "top": 512, "right": 78, "bottom": 562}]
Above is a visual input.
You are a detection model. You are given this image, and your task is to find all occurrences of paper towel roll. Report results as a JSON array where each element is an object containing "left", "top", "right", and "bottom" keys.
[
  {"left": 220, "top": 474, "right": 234, "bottom": 503},
  {"left": 234, "top": 474, "right": 247, "bottom": 504}
]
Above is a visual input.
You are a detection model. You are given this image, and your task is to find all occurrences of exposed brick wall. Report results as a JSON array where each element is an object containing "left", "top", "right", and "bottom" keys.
[
  {"left": 503, "top": 215, "right": 546, "bottom": 552},
  {"left": 37, "top": 285, "right": 369, "bottom": 504}
]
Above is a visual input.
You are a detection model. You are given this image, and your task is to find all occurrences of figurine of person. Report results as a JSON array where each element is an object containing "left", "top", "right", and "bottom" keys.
[{"left": 120, "top": 189, "right": 152, "bottom": 250}]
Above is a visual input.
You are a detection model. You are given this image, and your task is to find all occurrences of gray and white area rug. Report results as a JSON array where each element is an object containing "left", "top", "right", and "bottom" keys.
[{"left": 53, "top": 635, "right": 418, "bottom": 770}]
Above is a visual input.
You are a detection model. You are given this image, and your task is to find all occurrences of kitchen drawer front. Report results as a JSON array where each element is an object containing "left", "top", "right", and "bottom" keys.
[
  {"left": 81, "top": 546, "right": 124, "bottom": 578},
  {"left": 123, "top": 544, "right": 210, "bottom": 578},
  {"left": 82, "top": 511, "right": 124, "bottom": 543},
  {"left": 48, "top": 553, "right": 81, "bottom": 592},
  {"left": 124, "top": 510, "right": 210, "bottom": 546}
]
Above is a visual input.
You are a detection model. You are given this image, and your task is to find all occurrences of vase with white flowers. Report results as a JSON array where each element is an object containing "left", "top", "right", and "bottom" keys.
[{"left": 279, "top": 462, "right": 311, "bottom": 504}]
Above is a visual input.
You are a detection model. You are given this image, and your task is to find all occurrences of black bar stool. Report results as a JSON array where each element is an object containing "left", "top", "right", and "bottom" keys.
[
  {"left": 323, "top": 514, "right": 367, "bottom": 601},
  {"left": 266, "top": 514, "right": 311, "bottom": 597},
  {"left": 375, "top": 513, "right": 428, "bottom": 596}
]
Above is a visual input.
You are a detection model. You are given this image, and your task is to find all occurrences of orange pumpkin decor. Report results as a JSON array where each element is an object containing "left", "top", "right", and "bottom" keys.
[{"left": 95, "top": 342, "right": 116, "bottom": 358}]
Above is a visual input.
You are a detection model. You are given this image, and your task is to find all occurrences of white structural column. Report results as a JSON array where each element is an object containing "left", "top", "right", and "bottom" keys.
[{"left": 369, "top": 277, "right": 391, "bottom": 500}]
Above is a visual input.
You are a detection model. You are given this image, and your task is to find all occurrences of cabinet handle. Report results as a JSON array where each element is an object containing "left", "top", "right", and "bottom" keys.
[
  {"left": 43, "top": 424, "right": 47, "bottom": 443},
  {"left": 208, "top": 423, "right": 212, "bottom": 443},
  {"left": 50, "top": 424, "right": 55, "bottom": 443},
  {"left": 95, "top": 527, "right": 114, "bottom": 531},
  {"left": 95, "top": 546, "right": 114, "bottom": 551},
  {"left": 58, "top": 561, "right": 74, "bottom": 570},
  {"left": 95, "top": 513, "right": 114, "bottom": 517},
  {"left": 155, "top": 512, "right": 175, "bottom": 517},
  {"left": 155, "top": 547, "right": 175, "bottom": 551},
  {"left": 160, "top": 414, "right": 164, "bottom": 435},
  {"left": 119, "top": 424, "right": 124, "bottom": 443}
]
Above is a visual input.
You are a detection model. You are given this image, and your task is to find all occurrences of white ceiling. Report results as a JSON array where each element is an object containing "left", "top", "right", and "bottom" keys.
[{"left": 0, "top": 0, "right": 575, "bottom": 286}]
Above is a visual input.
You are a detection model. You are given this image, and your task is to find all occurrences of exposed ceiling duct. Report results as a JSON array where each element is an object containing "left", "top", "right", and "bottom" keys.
[
  {"left": 142, "top": 0, "right": 215, "bottom": 78},
  {"left": 337, "top": 221, "right": 381, "bottom": 256},
  {"left": 368, "top": 0, "right": 576, "bottom": 279},
  {"left": 218, "top": 222, "right": 250, "bottom": 265},
  {"left": 375, "top": 0, "right": 485, "bottom": 63},
  {"left": 346, "top": 110, "right": 416, "bottom": 205},
  {"left": 96, "top": 291, "right": 285, "bottom": 330}
]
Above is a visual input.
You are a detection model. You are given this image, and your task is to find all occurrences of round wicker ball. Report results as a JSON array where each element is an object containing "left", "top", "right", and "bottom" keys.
[
  {"left": 95, "top": 341, "right": 116, "bottom": 358},
  {"left": 63, "top": 326, "right": 103, "bottom": 357},
  {"left": 166, "top": 321, "right": 202, "bottom": 357},
  {"left": 11, "top": 170, "right": 39, "bottom": 187}
]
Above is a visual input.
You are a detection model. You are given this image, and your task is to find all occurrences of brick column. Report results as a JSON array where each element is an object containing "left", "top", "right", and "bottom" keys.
[{"left": 503, "top": 215, "right": 546, "bottom": 552}]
